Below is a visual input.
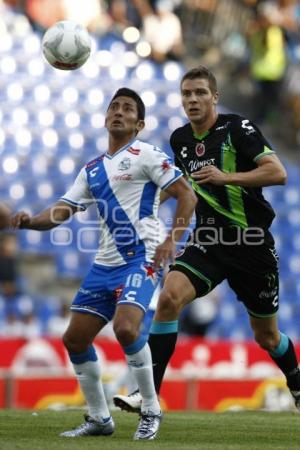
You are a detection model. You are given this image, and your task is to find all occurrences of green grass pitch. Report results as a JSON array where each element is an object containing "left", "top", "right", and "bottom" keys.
[{"left": 1, "top": 409, "right": 300, "bottom": 450}]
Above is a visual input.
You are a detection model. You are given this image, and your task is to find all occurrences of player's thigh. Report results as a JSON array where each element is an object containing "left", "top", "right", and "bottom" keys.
[
  {"left": 168, "top": 243, "right": 225, "bottom": 301},
  {"left": 161, "top": 270, "right": 196, "bottom": 305},
  {"left": 113, "top": 264, "right": 162, "bottom": 341},
  {"left": 113, "top": 304, "right": 145, "bottom": 336},
  {"left": 154, "top": 270, "right": 197, "bottom": 320},
  {"left": 228, "top": 268, "right": 279, "bottom": 318},
  {"left": 71, "top": 264, "right": 117, "bottom": 323},
  {"left": 114, "top": 304, "right": 145, "bottom": 330},
  {"left": 116, "top": 262, "right": 163, "bottom": 315},
  {"left": 64, "top": 311, "right": 106, "bottom": 345}
]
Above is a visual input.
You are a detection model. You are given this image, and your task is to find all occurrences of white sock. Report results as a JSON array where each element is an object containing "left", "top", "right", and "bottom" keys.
[
  {"left": 73, "top": 359, "right": 110, "bottom": 422},
  {"left": 125, "top": 343, "right": 160, "bottom": 415}
]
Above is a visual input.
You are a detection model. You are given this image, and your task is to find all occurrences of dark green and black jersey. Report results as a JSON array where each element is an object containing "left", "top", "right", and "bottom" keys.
[{"left": 170, "top": 113, "right": 276, "bottom": 231}]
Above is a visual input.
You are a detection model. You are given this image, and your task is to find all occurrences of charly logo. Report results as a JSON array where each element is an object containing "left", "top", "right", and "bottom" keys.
[
  {"left": 195, "top": 143, "right": 205, "bottom": 157},
  {"left": 118, "top": 157, "right": 131, "bottom": 171}
]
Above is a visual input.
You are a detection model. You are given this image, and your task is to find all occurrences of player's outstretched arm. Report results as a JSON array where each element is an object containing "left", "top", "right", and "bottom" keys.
[
  {"left": 0, "top": 203, "right": 12, "bottom": 230},
  {"left": 153, "top": 178, "right": 197, "bottom": 269},
  {"left": 11, "top": 200, "right": 78, "bottom": 231}
]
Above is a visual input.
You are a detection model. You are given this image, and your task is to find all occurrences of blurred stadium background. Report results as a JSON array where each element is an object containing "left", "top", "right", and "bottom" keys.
[{"left": 1, "top": 0, "right": 300, "bottom": 412}]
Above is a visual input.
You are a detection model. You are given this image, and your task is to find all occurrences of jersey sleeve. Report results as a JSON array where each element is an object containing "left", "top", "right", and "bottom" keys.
[
  {"left": 142, "top": 145, "right": 183, "bottom": 190},
  {"left": 60, "top": 167, "right": 93, "bottom": 211},
  {"left": 231, "top": 117, "right": 276, "bottom": 162}
]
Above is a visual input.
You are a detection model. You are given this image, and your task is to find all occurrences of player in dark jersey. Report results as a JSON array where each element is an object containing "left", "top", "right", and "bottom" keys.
[{"left": 114, "top": 66, "right": 300, "bottom": 414}]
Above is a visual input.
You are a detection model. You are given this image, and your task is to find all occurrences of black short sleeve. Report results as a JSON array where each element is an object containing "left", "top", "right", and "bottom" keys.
[{"left": 230, "top": 117, "right": 275, "bottom": 163}]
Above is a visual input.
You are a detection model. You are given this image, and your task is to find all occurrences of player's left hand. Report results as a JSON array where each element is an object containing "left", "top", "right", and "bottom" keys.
[
  {"left": 191, "top": 166, "right": 229, "bottom": 185},
  {"left": 0, "top": 203, "right": 12, "bottom": 229},
  {"left": 153, "top": 236, "right": 176, "bottom": 270}
]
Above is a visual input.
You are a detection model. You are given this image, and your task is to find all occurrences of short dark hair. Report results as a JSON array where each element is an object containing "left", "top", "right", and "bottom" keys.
[
  {"left": 109, "top": 87, "right": 145, "bottom": 120},
  {"left": 181, "top": 66, "right": 218, "bottom": 93}
]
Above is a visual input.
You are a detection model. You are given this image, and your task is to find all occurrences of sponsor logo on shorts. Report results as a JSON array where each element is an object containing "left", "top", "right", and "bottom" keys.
[
  {"left": 78, "top": 287, "right": 105, "bottom": 299},
  {"left": 259, "top": 289, "right": 278, "bottom": 299}
]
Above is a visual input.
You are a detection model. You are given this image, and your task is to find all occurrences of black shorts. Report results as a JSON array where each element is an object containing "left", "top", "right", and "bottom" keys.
[{"left": 170, "top": 231, "right": 279, "bottom": 318}]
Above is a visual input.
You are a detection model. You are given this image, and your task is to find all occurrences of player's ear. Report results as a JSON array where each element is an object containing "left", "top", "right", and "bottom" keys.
[
  {"left": 136, "top": 119, "right": 145, "bottom": 133},
  {"left": 213, "top": 91, "right": 219, "bottom": 105}
]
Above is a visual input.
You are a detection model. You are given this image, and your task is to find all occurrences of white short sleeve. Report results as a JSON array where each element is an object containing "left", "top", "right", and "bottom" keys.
[
  {"left": 60, "top": 167, "right": 93, "bottom": 210},
  {"left": 142, "top": 145, "right": 182, "bottom": 189}
]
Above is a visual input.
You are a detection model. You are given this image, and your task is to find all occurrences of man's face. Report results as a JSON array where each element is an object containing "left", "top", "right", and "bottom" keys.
[
  {"left": 181, "top": 78, "right": 218, "bottom": 126},
  {"left": 105, "top": 96, "right": 144, "bottom": 137}
]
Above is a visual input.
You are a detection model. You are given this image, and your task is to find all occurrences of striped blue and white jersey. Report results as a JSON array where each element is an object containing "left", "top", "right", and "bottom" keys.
[{"left": 61, "top": 139, "right": 182, "bottom": 266}]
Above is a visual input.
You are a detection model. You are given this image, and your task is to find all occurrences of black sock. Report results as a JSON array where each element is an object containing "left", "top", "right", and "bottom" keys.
[
  {"left": 269, "top": 338, "right": 300, "bottom": 390},
  {"left": 148, "top": 332, "right": 178, "bottom": 394}
]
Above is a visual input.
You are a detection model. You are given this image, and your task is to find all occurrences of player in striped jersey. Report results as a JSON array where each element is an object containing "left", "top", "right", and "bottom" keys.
[{"left": 11, "top": 88, "right": 197, "bottom": 440}]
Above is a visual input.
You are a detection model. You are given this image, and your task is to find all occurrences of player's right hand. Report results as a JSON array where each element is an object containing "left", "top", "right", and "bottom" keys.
[
  {"left": 11, "top": 211, "right": 31, "bottom": 229},
  {"left": 153, "top": 236, "right": 176, "bottom": 270}
]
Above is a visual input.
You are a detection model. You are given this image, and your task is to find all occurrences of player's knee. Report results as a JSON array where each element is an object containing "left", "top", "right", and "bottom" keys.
[
  {"left": 253, "top": 329, "right": 279, "bottom": 352},
  {"left": 113, "top": 321, "right": 138, "bottom": 347},
  {"left": 62, "top": 332, "right": 88, "bottom": 354},
  {"left": 156, "top": 288, "right": 182, "bottom": 320}
]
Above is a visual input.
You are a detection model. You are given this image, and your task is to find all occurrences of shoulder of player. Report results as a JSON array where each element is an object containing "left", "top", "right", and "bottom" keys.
[
  {"left": 170, "top": 123, "right": 190, "bottom": 140},
  {"left": 216, "top": 113, "right": 244, "bottom": 129},
  {"left": 135, "top": 139, "right": 167, "bottom": 157},
  {"left": 224, "top": 113, "right": 257, "bottom": 131},
  {"left": 170, "top": 123, "right": 191, "bottom": 150},
  {"left": 217, "top": 113, "right": 261, "bottom": 139},
  {"left": 85, "top": 155, "right": 105, "bottom": 170}
]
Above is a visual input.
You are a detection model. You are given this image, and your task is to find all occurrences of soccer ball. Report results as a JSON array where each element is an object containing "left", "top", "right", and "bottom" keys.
[{"left": 42, "top": 20, "right": 91, "bottom": 70}]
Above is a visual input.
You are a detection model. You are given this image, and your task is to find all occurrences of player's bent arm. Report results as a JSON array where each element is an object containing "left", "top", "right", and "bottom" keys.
[
  {"left": 159, "top": 190, "right": 170, "bottom": 204},
  {"left": 226, "top": 154, "right": 287, "bottom": 187},
  {"left": 160, "top": 175, "right": 188, "bottom": 204},
  {"left": 163, "top": 177, "right": 197, "bottom": 243},
  {"left": 153, "top": 178, "right": 196, "bottom": 269},
  {"left": 192, "top": 155, "right": 287, "bottom": 188},
  {"left": 11, "top": 200, "right": 78, "bottom": 230}
]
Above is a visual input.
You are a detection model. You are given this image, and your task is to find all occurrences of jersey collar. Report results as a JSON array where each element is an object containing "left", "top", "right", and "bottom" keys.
[
  {"left": 193, "top": 129, "right": 210, "bottom": 141},
  {"left": 192, "top": 114, "right": 221, "bottom": 140},
  {"left": 105, "top": 138, "right": 137, "bottom": 159}
]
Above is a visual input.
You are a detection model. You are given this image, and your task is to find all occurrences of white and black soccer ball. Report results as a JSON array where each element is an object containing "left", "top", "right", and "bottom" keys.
[{"left": 42, "top": 20, "right": 91, "bottom": 70}]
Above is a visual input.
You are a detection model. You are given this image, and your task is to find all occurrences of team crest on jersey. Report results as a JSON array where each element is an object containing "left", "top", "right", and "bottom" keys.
[
  {"left": 118, "top": 158, "right": 131, "bottom": 171},
  {"left": 195, "top": 143, "right": 205, "bottom": 157}
]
